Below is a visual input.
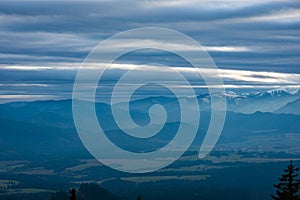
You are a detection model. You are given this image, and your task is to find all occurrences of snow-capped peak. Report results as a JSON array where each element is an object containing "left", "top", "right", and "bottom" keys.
[{"left": 266, "top": 88, "right": 300, "bottom": 96}]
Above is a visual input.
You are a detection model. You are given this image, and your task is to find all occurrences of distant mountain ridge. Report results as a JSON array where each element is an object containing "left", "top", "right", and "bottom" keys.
[
  {"left": 276, "top": 98, "right": 300, "bottom": 115},
  {"left": 210, "top": 88, "right": 300, "bottom": 114},
  {"left": 114, "top": 88, "right": 300, "bottom": 114},
  {"left": 0, "top": 88, "right": 299, "bottom": 118},
  {"left": 0, "top": 89, "right": 300, "bottom": 159}
]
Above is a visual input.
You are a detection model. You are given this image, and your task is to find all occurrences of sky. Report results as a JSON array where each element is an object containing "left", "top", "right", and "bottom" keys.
[{"left": 0, "top": 0, "right": 299, "bottom": 103}]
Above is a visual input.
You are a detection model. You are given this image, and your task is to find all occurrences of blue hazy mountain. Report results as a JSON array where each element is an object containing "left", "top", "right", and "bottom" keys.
[
  {"left": 201, "top": 88, "right": 300, "bottom": 114},
  {"left": 114, "top": 88, "right": 300, "bottom": 114},
  {"left": 275, "top": 98, "right": 300, "bottom": 115},
  {"left": 0, "top": 89, "right": 300, "bottom": 159},
  {"left": 0, "top": 88, "right": 298, "bottom": 122}
]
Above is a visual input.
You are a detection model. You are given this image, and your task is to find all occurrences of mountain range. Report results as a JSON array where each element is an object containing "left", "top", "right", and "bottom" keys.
[{"left": 0, "top": 88, "right": 299, "bottom": 160}]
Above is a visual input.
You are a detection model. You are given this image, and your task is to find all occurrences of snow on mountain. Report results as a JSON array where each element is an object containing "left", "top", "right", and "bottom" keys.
[
  {"left": 200, "top": 88, "right": 300, "bottom": 114},
  {"left": 113, "top": 88, "right": 300, "bottom": 114}
]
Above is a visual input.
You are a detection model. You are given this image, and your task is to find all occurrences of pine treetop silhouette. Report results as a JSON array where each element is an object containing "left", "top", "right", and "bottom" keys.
[
  {"left": 271, "top": 160, "right": 300, "bottom": 200},
  {"left": 136, "top": 195, "right": 142, "bottom": 200},
  {"left": 70, "top": 188, "right": 76, "bottom": 200}
]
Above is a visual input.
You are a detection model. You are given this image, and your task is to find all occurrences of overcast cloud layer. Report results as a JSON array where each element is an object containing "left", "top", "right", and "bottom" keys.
[{"left": 0, "top": 0, "right": 299, "bottom": 102}]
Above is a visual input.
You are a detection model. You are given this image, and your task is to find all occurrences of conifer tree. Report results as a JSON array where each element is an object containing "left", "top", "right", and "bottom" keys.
[
  {"left": 271, "top": 160, "right": 300, "bottom": 200},
  {"left": 70, "top": 188, "right": 76, "bottom": 200}
]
